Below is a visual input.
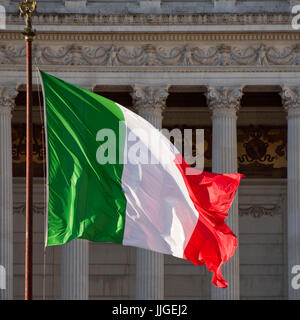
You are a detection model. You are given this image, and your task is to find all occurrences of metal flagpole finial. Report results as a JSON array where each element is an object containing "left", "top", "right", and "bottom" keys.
[{"left": 19, "top": 0, "right": 37, "bottom": 40}]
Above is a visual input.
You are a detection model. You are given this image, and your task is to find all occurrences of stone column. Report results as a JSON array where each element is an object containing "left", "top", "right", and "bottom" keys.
[
  {"left": 61, "top": 240, "right": 89, "bottom": 299},
  {"left": 205, "top": 86, "right": 243, "bottom": 300},
  {"left": 0, "top": 87, "right": 18, "bottom": 300},
  {"left": 280, "top": 86, "right": 300, "bottom": 300},
  {"left": 131, "top": 84, "right": 169, "bottom": 299}
]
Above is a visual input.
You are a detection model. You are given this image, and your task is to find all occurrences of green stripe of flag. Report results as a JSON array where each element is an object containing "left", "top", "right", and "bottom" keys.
[{"left": 41, "top": 71, "right": 127, "bottom": 246}]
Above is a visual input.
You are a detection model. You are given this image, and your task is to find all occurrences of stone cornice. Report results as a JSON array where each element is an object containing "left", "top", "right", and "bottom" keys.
[
  {"left": 1, "top": 31, "right": 300, "bottom": 42},
  {"left": 6, "top": 13, "right": 294, "bottom": 27}
]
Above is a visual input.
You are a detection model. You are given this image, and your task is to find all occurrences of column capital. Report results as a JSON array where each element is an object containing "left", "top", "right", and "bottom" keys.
[
  {"left": 205, "top": 86, "right": 244, "bottom": 118},
  {"left": 131, "top": 84, "right": 169, "bottom": 110},
  {"left": 131, "top": 84, "right": 169, "bottom": 120},
  {"left": 0, "top": 87, "right": 18, "bottom": 115},
  {"left": 280, "top": 85, "right": 300, "bottom": 118}
]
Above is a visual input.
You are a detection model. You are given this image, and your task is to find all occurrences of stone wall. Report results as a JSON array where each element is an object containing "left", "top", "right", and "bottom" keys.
[{"left": 12, "top": 178, "right": 287, "bottom": 299}]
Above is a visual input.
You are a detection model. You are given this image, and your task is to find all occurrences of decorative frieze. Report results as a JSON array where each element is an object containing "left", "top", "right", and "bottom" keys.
[
  {"left": 12, "top": 199, "right": 285, "bottom": 219},
  {"left": 5, "top": 13, "right": 294, "bottom": 26},
  {"left": 1, "top": 43, "right": 300, "bottom": 68},
  {"left": 13, "top": 203, "right": 45, "bottom": 215},
  {"left": 239, "top": 204, "right": 282, "bottom": 218}
]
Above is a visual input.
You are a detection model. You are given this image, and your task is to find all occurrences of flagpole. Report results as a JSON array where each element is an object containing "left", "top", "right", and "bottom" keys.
[{"left": 19, "top": 0, "right": 37, "bottom": 301}]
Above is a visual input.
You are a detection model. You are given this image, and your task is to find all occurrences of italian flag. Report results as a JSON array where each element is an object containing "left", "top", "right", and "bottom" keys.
[{"left": 40, "top": 71, "right": 243, "bottom": 288}]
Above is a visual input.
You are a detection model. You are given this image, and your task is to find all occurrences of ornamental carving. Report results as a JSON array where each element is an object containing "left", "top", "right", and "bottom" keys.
[
  {"left": 206, "top": 86, "right": 243, "bottom": 114},
  {"left": 12, "top": 124, "right": 46, "bottom": 177},
  {"left": 237, "top": 126, "right": 287, "bottom": 178},
  {"left": 131, "top": 84, "right": 169, "bottom": 115},
  {"left": 239, "top": 204, "right": 282, "bottom": 218},
  {"left": 280, "top": 86, "right": 300, "bottom": 117},
  {"left": 13, "top": 203, "right": 45, "bottom": 215},
  {"left": 0, "top": 87, "right": 18, "bottom": 112},
  {"left": 1, "top": 43, "right": 300, "bottom": 67},
  {"left": 12, "top": 124, "right": 45, "bottom": 165}
]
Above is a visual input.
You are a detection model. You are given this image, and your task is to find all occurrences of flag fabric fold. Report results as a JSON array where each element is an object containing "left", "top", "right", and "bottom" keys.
[{"left": 40, "top": 70, "right": 243, "bottom": 288}]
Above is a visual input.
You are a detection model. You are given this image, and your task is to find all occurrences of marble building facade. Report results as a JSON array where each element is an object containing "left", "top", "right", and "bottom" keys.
[{"left": 0, "top": 0, "right": 299, "bottom": 299}]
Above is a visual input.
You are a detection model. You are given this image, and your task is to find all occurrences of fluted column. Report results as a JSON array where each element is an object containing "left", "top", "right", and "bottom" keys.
[
  {"left": 61, "top": 240, "right": 88, "bottom": 299},
  {"left": 131, "top": 84, "right": 169, "bottom": 299},
  {"left": 0, "top": 87, "right": 18, "bottom": 300},
  {"left": 206, "top": 86, "right": 243, "bottom": 300},
  {"left": 61, "top": 239, "right": 89, "bottom": 299},
  {"left": 280, "top": 86, "right": 300, "bottom": 300}
]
